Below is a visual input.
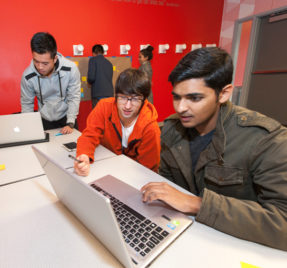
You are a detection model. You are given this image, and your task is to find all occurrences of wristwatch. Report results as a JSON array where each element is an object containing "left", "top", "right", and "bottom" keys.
[{"left": 66, "top": 122, "right": 74, "bottom": 128}]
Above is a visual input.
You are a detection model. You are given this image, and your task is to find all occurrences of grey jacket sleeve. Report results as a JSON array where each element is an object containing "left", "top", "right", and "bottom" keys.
[
  {"left": 65, "top": 65, "right": 81, "bottom": 124},
  {"left": 21, "top": 74, "right": 36, "bottom": 113},
  {"left": 196, "top": 130, "right": 287, "bottom": 251}
]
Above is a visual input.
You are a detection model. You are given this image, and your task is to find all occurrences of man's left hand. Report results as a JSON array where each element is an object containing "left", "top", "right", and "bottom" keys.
[
  {"left": 141, "top": 182, "right": 202, "bottom": 215},
  {"left": 60, "top": 125, "right": 73, "bottom": 134}
]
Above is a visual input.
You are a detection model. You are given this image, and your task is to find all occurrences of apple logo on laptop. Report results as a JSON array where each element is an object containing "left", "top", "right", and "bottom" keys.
[{"left": 13, "top": 126, "right": 20, "bottom": 133}]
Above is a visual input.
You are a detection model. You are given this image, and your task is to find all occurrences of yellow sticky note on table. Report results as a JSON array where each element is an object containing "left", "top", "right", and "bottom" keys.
[
  {"left": 0, "top": 164, "right": 5, "bottom": 170},
  {"left": 74, "top": 61, "right": 79, "bottom": 66},
  {"left": 241, "top": 261, "right": 261, "bottom": 268},
  {"left": 113, "top": 66, "right": 116, "bottom": 71},
  {"left": 82, "top": 76, "right": 87, "bottom": 82}
]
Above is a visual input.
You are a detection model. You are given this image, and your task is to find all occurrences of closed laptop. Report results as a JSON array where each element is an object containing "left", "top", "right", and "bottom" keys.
[{"left": 0, "top": 112, "right": 48, "bottom": 148}]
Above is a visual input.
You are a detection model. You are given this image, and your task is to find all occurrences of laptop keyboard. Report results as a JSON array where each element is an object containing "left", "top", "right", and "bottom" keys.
[{"left": 91, "top": 184, "right": 169, "bottom": 258}]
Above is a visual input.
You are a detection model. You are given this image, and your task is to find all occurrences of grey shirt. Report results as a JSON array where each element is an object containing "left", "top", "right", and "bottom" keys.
[
  {"left": 21, "top": 53, "right": 81, "bottom": 124},
  {"left": 139, "top": 61, "right": 153, "bottom": 103}
]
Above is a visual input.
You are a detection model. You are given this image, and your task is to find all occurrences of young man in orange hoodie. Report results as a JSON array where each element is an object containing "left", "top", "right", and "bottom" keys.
[{"left": 74, "top": 68, "right": 161, "bottom": 176}]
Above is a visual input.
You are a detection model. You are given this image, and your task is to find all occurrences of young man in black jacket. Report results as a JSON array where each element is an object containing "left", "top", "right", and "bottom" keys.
[{"left": 87, "top": 44, "right": 114, "bottom": 108}]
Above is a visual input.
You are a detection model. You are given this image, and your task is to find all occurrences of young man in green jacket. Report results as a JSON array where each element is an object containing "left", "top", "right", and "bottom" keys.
[{"left": 141, "top": 47, "right": 287, "bottom": 251}]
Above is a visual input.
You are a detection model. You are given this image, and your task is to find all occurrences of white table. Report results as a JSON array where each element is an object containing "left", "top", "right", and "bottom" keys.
[
  {"left": 0, "top": 175, "right": 123, "bottom": 268},
  {"left": 0, "top": 154, "right": 286, "bottom": 268},
  {"left": 33, "top": 129, "right": 116, "bottom": 169},
  {"left": 0, "top": 129, "right": 116, "bottom": 186}
]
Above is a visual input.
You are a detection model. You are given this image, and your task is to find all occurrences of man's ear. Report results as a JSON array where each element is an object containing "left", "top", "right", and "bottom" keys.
[
  {"left": 53, "top": 55, "right": 58, "bottom": 64},
  {"left": 219, "top": 84, "right": 233, "bottom": 104}
]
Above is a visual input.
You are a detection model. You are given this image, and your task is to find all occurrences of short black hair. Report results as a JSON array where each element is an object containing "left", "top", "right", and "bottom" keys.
[
  {"left": 115, "top": 68, "right": 151, "bottom": 99},
  {"left": 92, "top": 44, "right": 104, "bottom": 54},
  {"left": 30, "top": 32, "right": 57, "bottom": 59},
  {"left": 168, "top": 47, "right": 233, "bottom": 95},
  {"left": 140, "top": 45, "right": 154, "bottom": 61}
]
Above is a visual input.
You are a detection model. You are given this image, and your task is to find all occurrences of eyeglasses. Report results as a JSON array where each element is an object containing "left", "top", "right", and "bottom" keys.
[{"left": 117, "top": 95, "right": 144, "bottom": 105}]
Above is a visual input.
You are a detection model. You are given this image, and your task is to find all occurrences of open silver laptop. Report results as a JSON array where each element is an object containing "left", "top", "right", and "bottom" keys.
[
  {"left": 32, "top": 146, "right": 193, "bottom": 268},
  {"left": 0, "top": 112, "right": 48, "bottom": 148}
]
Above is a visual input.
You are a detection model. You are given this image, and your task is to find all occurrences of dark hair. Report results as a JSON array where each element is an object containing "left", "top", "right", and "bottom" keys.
[
  {"left": 140, "top": 45, "right": 154, "bottom": 61},
  {"left": 92, "top": 44, "right": 104, "bottom": 54},
  {"left": 31, "top": 32, "right": 57, "bottom": 59},
  {"left": 168, "top": 47, "right": 233, "bottom": 95},
  {"left": 115, "top": 68, "right": 151, "bottom": 99}
]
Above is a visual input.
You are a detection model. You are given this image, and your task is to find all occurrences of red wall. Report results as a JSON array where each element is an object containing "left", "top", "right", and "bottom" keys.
[{"left": 0, "top": 0, "right": 224, "bottom": 130}]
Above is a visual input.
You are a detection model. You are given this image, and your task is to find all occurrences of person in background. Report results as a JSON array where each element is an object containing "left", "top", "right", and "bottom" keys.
[
  {"left": 74, "top": 68, "right": 160, "bottom": 176},
  {"left": 139, "top": 45, "right": 154, "bottom": 103},
  {"left": 21, "top": 32, "right": 81, "bottom": 134},
  {"left": 88, "top": 44, "right": 114, "bottom": 108},
  {"left": 141, "top": 47, "right": 287, "bottom": 251}
]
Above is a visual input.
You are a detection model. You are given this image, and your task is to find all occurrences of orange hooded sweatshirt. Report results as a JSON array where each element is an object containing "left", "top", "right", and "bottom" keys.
[{"left": 76, "top": 97, "right": 161, "bottom": 172}]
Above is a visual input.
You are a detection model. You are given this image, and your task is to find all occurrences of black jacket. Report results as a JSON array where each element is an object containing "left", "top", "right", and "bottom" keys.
[{"left": 87, "top": 55, "right": 113, "bottom": 98}]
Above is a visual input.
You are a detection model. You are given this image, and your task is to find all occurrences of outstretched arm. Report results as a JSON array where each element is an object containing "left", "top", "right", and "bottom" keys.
[{"left": 141, "top": 182, "right": 202, "bottom": 214}]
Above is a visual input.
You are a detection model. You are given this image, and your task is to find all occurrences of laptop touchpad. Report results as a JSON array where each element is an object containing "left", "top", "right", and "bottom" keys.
[{"left": 126, "top": 193, "right": 173, "bottom": 218}]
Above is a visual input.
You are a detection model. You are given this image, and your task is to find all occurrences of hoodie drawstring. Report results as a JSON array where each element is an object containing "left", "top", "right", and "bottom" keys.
[{"left": 38, "top": 72, "right": 63, "bottom": 105}]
